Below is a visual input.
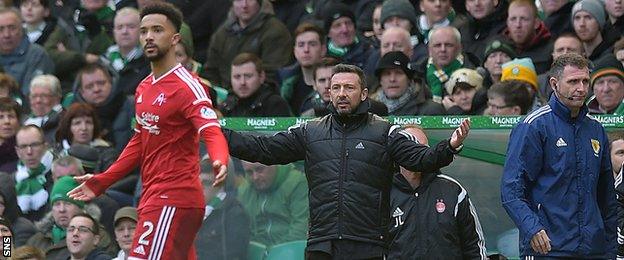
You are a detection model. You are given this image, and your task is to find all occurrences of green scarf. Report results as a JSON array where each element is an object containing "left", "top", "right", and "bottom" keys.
[
  {"left": 327, "top": 37, "right": 359, "bottom": 58},
  {"left": 204, "top": 191, "right": 226, "bottom": 219},
  {"left": 15, "top": 150, "right": 53, "bottom": 214},
  {"left": 426, "top": 55, "right": 464, "bottom": 102},
  {"left": 51, "top": 224, "right": 66, "bottom": 244}
]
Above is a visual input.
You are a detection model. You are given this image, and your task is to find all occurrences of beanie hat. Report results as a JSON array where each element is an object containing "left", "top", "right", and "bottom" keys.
[
  {"left": 572, "top": 0, "right": 606, "bottom": 29},
  {"left": 114, "top": 206, "right": 138, "bottom": 226},
  {"left": 380, "top": 0, "right": 418, "bottom": 30},
  {"left": 323, "top": 3, "right": 356, "bottom": 33},
  {"left": 445, "top": 68, "right": 483, "bottom": 95},
  {"left": 68, "top": 144, "right": 98, "bottom": 172},
  {"left": 375, "top": 51, "right": 415, "bottom": 79},
  {"left": 501, "top": 58, "right": 538, "bottom": 91},
  {"left": 591, "top": 54, "right": 624, "bottom": 86},
  {"left": 49, "top": 176, "right": 85, "bottom": 208},
  {"left": 483, "top": 40, "right": 517, "bottom": 62},
  {"left": 0, "top": 217, "right": 12, "bottom": 234}
]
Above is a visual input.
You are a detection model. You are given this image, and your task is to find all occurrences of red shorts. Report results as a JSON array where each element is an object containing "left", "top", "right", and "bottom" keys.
[{"left": 127, "top": 206, "right": 204, "bottom": 260}]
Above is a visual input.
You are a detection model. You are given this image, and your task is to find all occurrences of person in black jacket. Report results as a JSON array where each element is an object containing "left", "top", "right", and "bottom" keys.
[
  {"left": 220, "top": 53, "right": 291, "bottom": 117},
  {"left": 388, "top": 126, "right": 487, "bottom": 259},
  {"left": 195, "top": 158, "right": 250, "bottom": 260},
  {"left": 223, "top": 64, "right": 470, "bottom": 259}
]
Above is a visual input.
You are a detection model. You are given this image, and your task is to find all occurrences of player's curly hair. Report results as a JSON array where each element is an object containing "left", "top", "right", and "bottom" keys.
[{"left": 140, "top": 1, "right": 183, "bottom": 32}]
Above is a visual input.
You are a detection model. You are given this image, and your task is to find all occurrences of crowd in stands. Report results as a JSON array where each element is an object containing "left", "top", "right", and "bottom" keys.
[{"left": 0, "top": 0, "right": 623, "bottom": 258}]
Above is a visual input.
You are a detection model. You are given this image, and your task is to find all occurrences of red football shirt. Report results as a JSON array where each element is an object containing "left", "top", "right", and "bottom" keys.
[{"left": 85, "top": 64, "right": 228, "bottom": 210}]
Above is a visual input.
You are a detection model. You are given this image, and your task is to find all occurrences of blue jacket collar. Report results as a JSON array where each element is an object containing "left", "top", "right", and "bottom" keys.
[{"left": 548, "top": 93, "right": 589, "bottom": 123}]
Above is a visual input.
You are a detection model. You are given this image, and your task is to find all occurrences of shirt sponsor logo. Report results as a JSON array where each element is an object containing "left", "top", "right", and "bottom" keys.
[
  {"left": 200, "top": 106, "right": 217, "bottom": 119},
  {"left": 137, "top": 112, "right": 160, "bottom": 135}
]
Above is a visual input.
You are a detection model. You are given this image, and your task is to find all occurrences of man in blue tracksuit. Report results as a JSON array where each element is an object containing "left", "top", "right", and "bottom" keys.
[{"left": 501, "top": 53, "right": 617, "bottom": 259}]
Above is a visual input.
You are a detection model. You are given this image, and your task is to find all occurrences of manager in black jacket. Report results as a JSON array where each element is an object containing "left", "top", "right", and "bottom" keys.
[
  {"left": 223, "top": 64, "right": 470, "bottom": 260},
  {"left": 389, "top": 126, "right": 486, "bottom": 260}
]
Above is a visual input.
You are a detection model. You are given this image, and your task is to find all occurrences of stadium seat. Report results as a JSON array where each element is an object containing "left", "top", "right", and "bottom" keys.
[
  {"left": 248, "top": 241, "right": 267, "bottom": 260},
  {"left": 265, "top": 240, "right": 306, "bottom": 260}
]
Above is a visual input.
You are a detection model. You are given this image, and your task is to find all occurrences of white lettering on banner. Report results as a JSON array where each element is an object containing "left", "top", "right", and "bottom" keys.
[
  {"left": 593, "top": 115, "right": 624, "bottom": 125},
  {"left": 247, "top": 118, "right": 277, "bottom": 128},
  {"left": 442, "top": 117, "right": 468, "bottom": 126},
  {"left": 219, "top": 119, "right": 227, "bottom": 127},
  {"left": 393, "top": 117, "right": 422, "bottom": 125},
  {"left": 491, "top": 117, "right": 521, "bottom": 126}
]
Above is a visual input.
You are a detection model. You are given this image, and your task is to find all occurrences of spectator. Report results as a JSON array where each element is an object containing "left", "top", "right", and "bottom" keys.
[
  {"left": 486, "top": 80, "right": 532, "bottom": 115},
  {"left": 418, "top": 26, "right": 478, "bottom": 103},
  {"left": 271, "top": 0, "right": 308, "bottom": 34},
  {"left": 364, "top": 2, "right": 383, "bottom": 49},
  {"left": 183, "top": 0, "right": 230, "bottom": 64},
  {"left": 389, "top": 126, "right": 487, "bottom": 259},
  {"left": 66, "top": 213, "right": 112, "bottom": 260},
  {"left": 0, "top": 7, "right": 54, "bottom": 95},
  {"left": 195, "top": 158, "right": 249, "bottom": 260},
  {"left": 442, "top": 68, "right": 485, "bottom": 115},
  {"left": 173, "top": 40, "right": 223, "bottom": 108},
  {"left": 364, "top": 26, "right": 413, "bottom": 92},
  {"left": 278, "top": 22, "right": 326, "bottom": 116},
  {"left": 0, "top": 97, "right": 20, "bottom": 173},
  {"left": 540, "top": 0, "right": 575, "bottom": 38},
  {"left": 23, "top": 75, "right": 63, "bottom": 144},
  {"left": 26, "top": 175, "right": 114, "bottom": 260},
  {"left": 73, "top": 64, "right": 134, "bottom": 151},
  {"left": 372, "top": 51, "right": 445, "bottom": 115},
  {"left": 538, "top": 33, "right": 585, "bottom": 99},
  {"left": 238, "top": 161, "right": 308, "bottom": 247},
  {"left": 220, "top": 53, "right": 291, "bottom": 117},
  {"left": 380, "top": 0, "right": 425, "bottom": 61},
  {"left": 14, "top": 125, "right": 54, "bottom": 221},
  {"left": 43, "top": 1, "right": 112, "bottom": 91},
  {"left": 500, "top": 0, "right": 552, "bottom": 74},
  {"left": 616, "top": 37, "right": 624, "bottom": 66},
  {"left": 205, "top": 0, "right": 292, "bottom": 89},
  {"left": 500, "top": 58, "right": 543, "bottom": 111},
  {"left": 302, "top": 57, "right": 388, "bottom": 117},
  {"left": 0, "top": 173, "right": 36, "bottom": 247},
  {"left": 0, "top": 73, "right": 24, "bottom": 106},
  {"left": 587, "top": 54, "right": 624, "bottom": 114},
  {"left": 223, "top": 64, "right": 469, "bottom": 259},
  {"left": 102, "top": 7, "right": 149, "bottom": 96},
  {"left": 604, "top": 0, "right": 624, "bottom": 36},
  {"left": 54, "top": 103, "right": 117, "bottom": 170},
  {"left": 460, "top": 0, "right": 507, "bottom": 61},
  {"left": 572, "top": 0, "right": 620, "bottom": 62},
  {"left": 111, "top": 207, "right": 136, "bottom": 260},
  {"left": 0, "top": 217, "right": 14, "bottom": 255},
  {"left": 50, "top": 155, "right": 120, "bottom": 242},
  {"left": 480, "top": 39, "right": 516, "bottom": 89},
  {"left": 416, "top": 0, "right": 466, "bottom": 40},
  {"left": 502, "top": 53, "right": 616, "bottom": 258},
  {"left": 607, "top": 131, "right": 624, "bottom": 179},
  {"left": 323, "top": 3, "right": 372, "bottom": 69},
  {"left": 20, "top": 0, "right": 56, "bottom": 45},
  {"left": 12, "top": 245, "right": 45, "bottom": 260}
]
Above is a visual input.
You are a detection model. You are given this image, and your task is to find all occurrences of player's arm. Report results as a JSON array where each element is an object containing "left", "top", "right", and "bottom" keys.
[
  {"left": 597, "top": 129, "right": 617, "bottom": 256},
  {"left": 387, "top": 119, "right": 469, "bottom": 173},
  {"left": 456, "top": 193, "right": 487, "bottom": 260},
  {"left": 615, "top": 166, "right": 624, "bottom": 259},
  {"left": 501, "top": 122, "right": 547, "bottom": 248},
  {"left": 222, "top": 125, "right": 306, "bottom": 165},
  {"left": 69, "top": 132, "right": 142, "bottom": 200}
]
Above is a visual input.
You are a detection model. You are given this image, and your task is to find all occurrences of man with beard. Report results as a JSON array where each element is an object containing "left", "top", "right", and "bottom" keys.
[{"left": 68, "top": 2, "right": 230, "bottom": 260}]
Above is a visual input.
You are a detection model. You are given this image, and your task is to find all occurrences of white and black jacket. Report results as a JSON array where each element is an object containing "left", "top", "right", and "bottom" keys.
[{"left": 389, "top": 172, "right": 487, "bottom": 259}]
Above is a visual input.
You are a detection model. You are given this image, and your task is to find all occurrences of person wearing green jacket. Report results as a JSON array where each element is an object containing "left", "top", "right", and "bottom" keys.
[{"left": 238, "top": 161, "right": 309, "bottom": 247}]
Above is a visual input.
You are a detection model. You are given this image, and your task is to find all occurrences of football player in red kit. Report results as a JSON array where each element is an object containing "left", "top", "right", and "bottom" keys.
[{"left": 68, "top": 3, "right": 229, "bottom": 260}]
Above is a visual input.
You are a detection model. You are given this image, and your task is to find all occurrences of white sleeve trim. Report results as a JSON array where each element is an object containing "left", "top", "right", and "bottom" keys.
[{"left": 198, "top": 122, "right": 221, "bottom": 134}]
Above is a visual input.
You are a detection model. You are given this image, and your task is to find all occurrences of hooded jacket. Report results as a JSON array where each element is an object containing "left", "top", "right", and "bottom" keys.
[
  {"left": 502, "top": 95, "right": 617, "bottom": 258},
  {"left": 502, "top": 21, "right": 553, "bottom": 74},
  {"left": 587, "top": 26, "right": 621, "bottom": 63},
  {"left": 237, "top": 165, "right": 309, "bottom": 247},
  {"left": 206, "top": 11, "right": 292, "bottom": 88},
  {"left": 389, "top": 173, "right": 487, "bottom": 259},
  {"left": 224, "top": 99, "right": 459, "bottom": 247},
  {"left": 543, "top": 1, "right": 575, "bottom": 38}
]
